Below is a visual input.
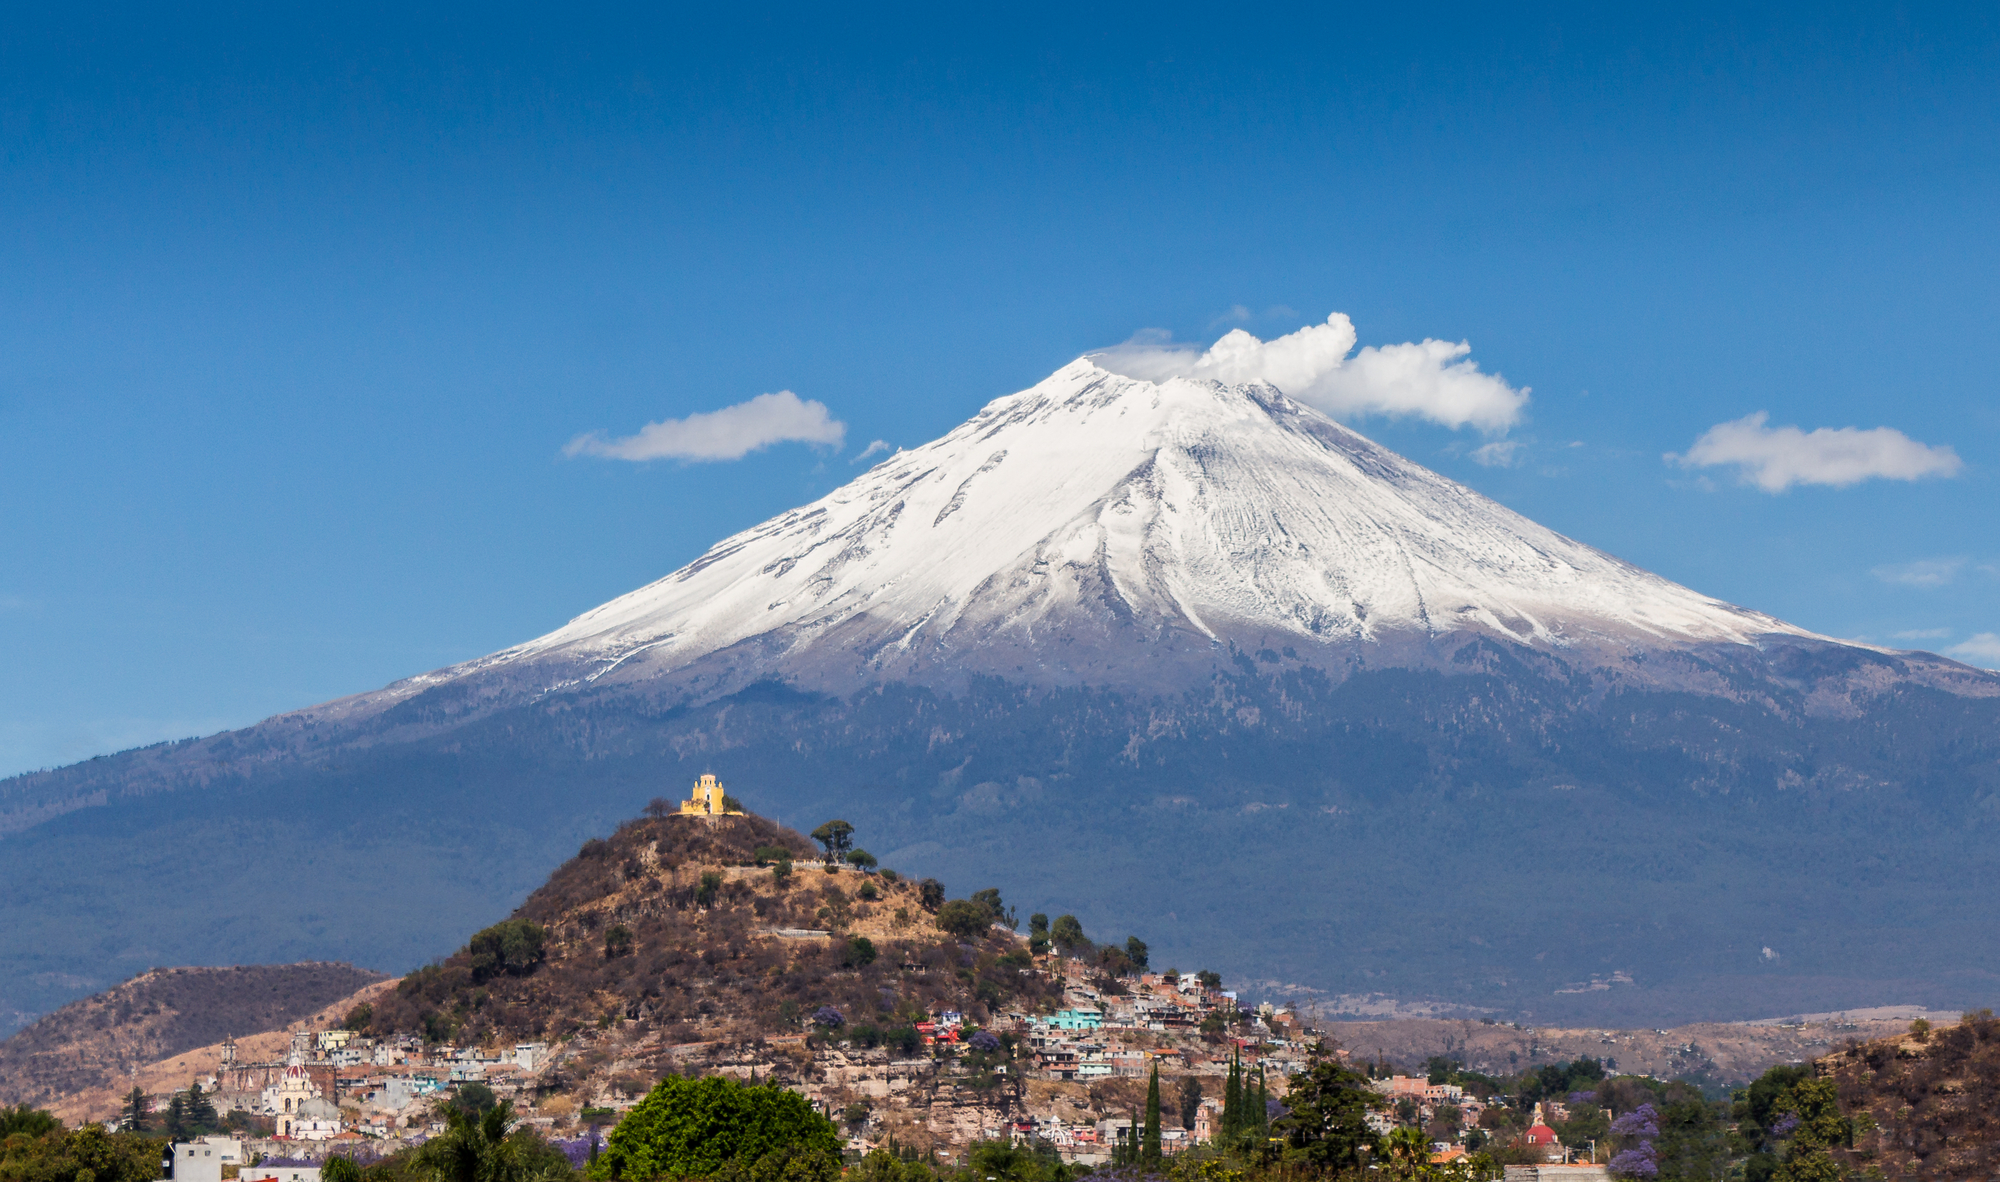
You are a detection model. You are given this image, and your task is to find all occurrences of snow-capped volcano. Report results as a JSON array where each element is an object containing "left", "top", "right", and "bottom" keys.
[
  {"left": 12, "top": 358, "right": 2000, "bottom": 1037},
  {"left": 430, "top": 358, "right": 1818, "bottom": 698}
]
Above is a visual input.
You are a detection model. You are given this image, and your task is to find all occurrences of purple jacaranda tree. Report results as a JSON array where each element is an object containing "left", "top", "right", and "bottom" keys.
[
  {"left": 1770, "top": 1113, "right": 1801, "bottom": 1138},
  {"left": 813, "top": 1006, "right": 845, "bottom": 1027},
  {"left": 1568, "top": 1090, "right": 1599, "bottom": 1105},
  {"left": 1608, "top": 1102, "right": 1661, "bottom": 1179},
  {"left": 1608, "top": 1143, "right": 1659, "bottom": 1179},
  {"left": 1610, "top": 1104, "right": 1660, "bottom": 1139},
  {"left": 969, "top": 1030, "right": 1002, "bottom": 1052}
]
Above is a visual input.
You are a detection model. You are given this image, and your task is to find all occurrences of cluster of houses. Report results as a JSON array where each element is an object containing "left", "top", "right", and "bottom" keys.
[
  {"left": 124, "top": 1029, "right": 552, "bottom": 1162},
  {"left": 1020, "top": 966, "right": 1312, "bottom": 1089},
  {"left": 119, "top": 922, "right": 1570, "bottom": 1171}
]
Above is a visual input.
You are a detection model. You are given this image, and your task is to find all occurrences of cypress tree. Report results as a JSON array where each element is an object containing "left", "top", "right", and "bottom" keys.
[
  {"left": 1223, "top": 1051, "right": 1241, "bottom": 1138},
  {"left": 1143, "top": 1061, "right": 1163, "bottom": 1165},
  {"left": 1253, "top": 1066, "right": 1269, "bottom": 1137},
  {"left": 122, "top": 1086, "right": 149, "bottom": 1132}
]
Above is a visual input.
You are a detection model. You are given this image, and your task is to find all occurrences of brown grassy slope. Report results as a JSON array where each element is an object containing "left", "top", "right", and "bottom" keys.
[
  {"left": 363, "top": 811, "right": 1057, "bottom": 1046},
  {"left": 0, "top": 962, "right": 387, "bottom": 1109},
  {"left": 1816, "top": 1012, "right": 2000, "bottom": 1178}
]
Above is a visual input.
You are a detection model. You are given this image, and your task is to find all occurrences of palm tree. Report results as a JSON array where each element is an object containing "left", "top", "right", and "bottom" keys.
[{"left": 1380, "top": 1125, "right": 1432, "bottom": 1182}]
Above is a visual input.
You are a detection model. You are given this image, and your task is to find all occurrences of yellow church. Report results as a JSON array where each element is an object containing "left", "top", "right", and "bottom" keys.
[{"left": 676, "top": 773, "right": 745, "bottom": 817}]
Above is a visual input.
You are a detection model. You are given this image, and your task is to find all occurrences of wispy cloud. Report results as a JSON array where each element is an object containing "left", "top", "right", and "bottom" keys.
[
  {"left": 1945, "top": 633, "right": 2000, "bottom": 670},
  {"left": 565, "top": 391, "right": 845, "bottom": 462},
  {"left": 1872, "top": 558, "right": 1967, "bottom": 588},
  {"left": 1891, "top": 628, "right": 1951, "bottom": 641},
  {"left": 850, "top": 439, "right": 893, "bottom": 464},
  {"left": 1667, "top": 412, "right": 1962, "bottom": 492},
  {"left": 1471, "top": 440, "right": 1526, "bottom": 467},
  {"left": 1090, "top": 312, "right": 1529, "bottom": 433}
]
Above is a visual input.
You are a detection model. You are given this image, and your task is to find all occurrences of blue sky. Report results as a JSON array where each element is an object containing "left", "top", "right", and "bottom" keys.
[{"left": 2, "top": 3, "right": 1997, "bottom": 776}]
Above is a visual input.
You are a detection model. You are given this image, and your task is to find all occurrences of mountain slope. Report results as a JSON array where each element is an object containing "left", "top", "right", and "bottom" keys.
[
  {"left": 2, "top": 358, "right": 1997, "bottom": 1037},
  {"left": 362, "top": 362, "right": 1869, "bottom": 708}
]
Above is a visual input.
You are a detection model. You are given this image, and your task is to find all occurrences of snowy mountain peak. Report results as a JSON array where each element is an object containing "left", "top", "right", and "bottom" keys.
[{"left": 437, "top": 358, "right": 1815, "bottom": 696}]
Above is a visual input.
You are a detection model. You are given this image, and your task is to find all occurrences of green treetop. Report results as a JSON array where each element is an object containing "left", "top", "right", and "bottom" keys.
[{"left": 590, "top": 1074, "right": 841, "bottom": 1182}]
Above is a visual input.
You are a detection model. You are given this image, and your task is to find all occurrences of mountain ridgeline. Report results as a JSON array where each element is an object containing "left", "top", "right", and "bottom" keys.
[{"left": 3, "top": 359, "right": 1997, "bottom": 1034}]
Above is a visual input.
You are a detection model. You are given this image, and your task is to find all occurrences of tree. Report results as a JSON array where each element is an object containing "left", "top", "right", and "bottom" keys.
[
  {"left": 1125, "top": 937, "right": 1149, "bottom": 971},
  {"left": 935, "top": 899, "right": 991, "bottom": 939},
  {"left": 121, "top": 1087, "right": 150, "bottom": 1133},
  {"left": 1275, "top": 1062, "right": 1375, "bottom": 1170},
  {"left": 1771, "top": 1078, "right": 1850, "bottom": 1182},
  {"left": 1049, "top": 914, "right": 1087, "bottom": 953},
  {"left": 1143, "top": 1062, "right": 1163, "bottom": 1165},
  {"left": 844, "top": 936, "right": 878, "bottom": 968},
  {"left": 414, "top": 1100, "right": 574, "bottom": 1182},
  {"left": 341, "top": 1003, "right": 373, "bottom": 1033},
  {"left": 917, "top": 878, "right": 945, "bottom": 912},
  {"left": 810, "top": 820, "right": 854, "bottom": 862},
  {"left": 321, "top": 1157, "right": 363, "bottom": 1182},
  {"left": 1223, "top": 1050, "right": 1243, "bottom": 1140},
  {"left": 1380, "top": 1126, "right": 1431, "bottom": 1182},
  {"left": 1177, "top": 1077, "right": 1203, "bottom": 1132},
  {"left": 0, "top": 1105, "right": 61, "bottom": 1138},
  {"left": 465, "top": 919, "right": 547, "bottom": 982},
  {"left": 969, "top": 888, "right": 1017, "bottom": 930},
  {"left": 1196, "top": 970, "right": 1222, "bottom": 990},
  {"left": 605, "top": 925, "right": 634, "bottom": 958},
  {"left": 589, "top": 1074, "right": 841, "bottom": 1182},
  {"left": 845, "top": 849, "right": 878, "bottom": 873},
  {"left": 453, "top": 1082, "right": 500, "bottom": 1117},
  {"left": 184, "top": 1083, "right": 219, "bottom": 1132},
  {"left": 163, "top": 1093, "right": 188, "bottom": 1142},
  {"left": 11, "top": 1123, "right": 163, "bottom": 1182},
  {"left": 1253, "top": 1066, "right": 1270, "bottom": 1137}
]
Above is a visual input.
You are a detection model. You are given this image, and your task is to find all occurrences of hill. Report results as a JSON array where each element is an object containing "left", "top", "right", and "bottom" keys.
[
  {"left": 1804, "top": 1011, "right": 2000, "bottom": 1178},
  {"left": 3, "top": 358, "right": 1998, "bottom": 1033},
  {"left": 0, "top": 962, "right": 385, "bottom": 1109},
  {"left": 358, "top": 806, "right": 1057, "bottom": 1052}
]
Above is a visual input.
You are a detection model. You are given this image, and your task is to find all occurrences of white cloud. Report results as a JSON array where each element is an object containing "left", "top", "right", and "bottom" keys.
[
  {"left": 1945, "top": 633, "right": 2000, "bottom": 669},
  {"left": 851, "top": 439, "right": 893, "bottom": 464},
  {"left": 565, "top": 390, "right": 845, "bottom": 462},
  {"left": 1090, "top": 312, "right": 1529, "bottom": 433},
  {"left": 1873, "top": 558, "right": 1967, "bottom": 588},
  {"left": 1891, "top": 628, "right": 1951, "bottom": 641},
  {"left": 1667, "top": 412, "right": 1962, "bottom": 492},
  {"left": 1471, "top": 440, "right": 1525, "bottom": 467}
]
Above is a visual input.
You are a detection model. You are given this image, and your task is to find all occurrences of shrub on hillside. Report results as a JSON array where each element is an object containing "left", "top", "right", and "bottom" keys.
[{"left": 467, "top": 919, "right": 548, "bottom": 982}]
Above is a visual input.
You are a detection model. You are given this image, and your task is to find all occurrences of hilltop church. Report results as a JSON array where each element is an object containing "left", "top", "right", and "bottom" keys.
[{"left": 675, "top": 773, "right": 744, "bottom": 817}]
